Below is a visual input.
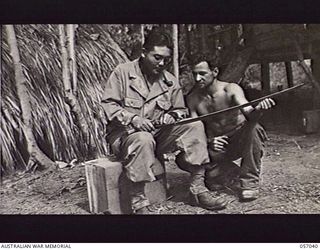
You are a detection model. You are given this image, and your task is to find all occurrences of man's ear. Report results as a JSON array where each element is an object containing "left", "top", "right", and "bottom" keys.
[{"left": 212, "top": 67, "right": 219, "bottom": 77}]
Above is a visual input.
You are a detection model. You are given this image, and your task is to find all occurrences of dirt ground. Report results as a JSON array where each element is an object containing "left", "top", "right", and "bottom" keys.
[{"left": 1, "top": 125, "right": 319, "bottom": 215}]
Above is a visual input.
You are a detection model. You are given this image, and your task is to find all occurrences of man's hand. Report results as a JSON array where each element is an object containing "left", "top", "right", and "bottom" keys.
[
  {"left": 256, "top": 98, "right": 276, "bottom": 110},
  {"left": 159, "top": 113, "right": 176, "bottom": 125},
  {"left": 209, "top": 135, "right": 229, "bottom": 152},
  {"left": 131, "top": 116, "right": 155, "bottom": 132}
]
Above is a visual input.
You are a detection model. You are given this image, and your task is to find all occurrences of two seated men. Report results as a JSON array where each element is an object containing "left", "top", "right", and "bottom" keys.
[{"left": 101, "top": 28, "right": 275, "bottom": 214}]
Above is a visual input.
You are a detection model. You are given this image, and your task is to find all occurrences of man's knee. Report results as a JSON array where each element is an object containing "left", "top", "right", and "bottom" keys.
[
  {"left": 179, "top": 121, "right": 206, "bottom": 133},
  {"left": 252, "top": 125, "right": 265, "bottom": 154},
  {"left": 176, "top": 121, "right": 208, "bottom": 149},
  {"left": 177, "top": 122, "right": 207, "bottom": 143},
  {"left": 127, "top": 131, "right": 155, "bottom": 147}
]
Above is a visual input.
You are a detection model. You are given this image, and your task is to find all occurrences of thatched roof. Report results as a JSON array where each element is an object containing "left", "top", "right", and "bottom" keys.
[{"left": 1, "top": 24, "right": 130, "bottom": 173}]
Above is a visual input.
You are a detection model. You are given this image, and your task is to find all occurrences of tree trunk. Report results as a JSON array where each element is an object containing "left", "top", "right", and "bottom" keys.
[
  {"left": 285, "top": 61, "right": 294, "bottom": 88},
  {"left": 67, "top": 24, "right": 77, "bottom": 93},
  {"left": 219, "top": 47, "right": 255, "bottom": 83},
  {"left": 141, "top": 24, "right": 145, "bottom": 45},
  {"left": 184, "top": 24, "right": 192, "bottom": 64},
  {"left": 4, "top": 25, "right": 56, "bottom": 171},
  {"left": 172, "top": 24, "right": 179, "bottom": 80},
  {"left": 261, "top": 62, "right": 271, "bottom": 94},
  {"left": 59, "top": 25, "right": 72, "bottom": 93},
  {"left": 0, "top": 25, "right": 3, "bottom": 180},
  {"left": 200, "top": 24, "right": 208, "bottom": 54},
  {"left": 59, "top": 25, "right": 91, "bottom": 144}
]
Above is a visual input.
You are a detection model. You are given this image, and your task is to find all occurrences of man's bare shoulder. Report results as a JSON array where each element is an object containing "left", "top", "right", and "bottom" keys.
[{"left": 221, "top": 81, "right": 243, "bottom": 94}]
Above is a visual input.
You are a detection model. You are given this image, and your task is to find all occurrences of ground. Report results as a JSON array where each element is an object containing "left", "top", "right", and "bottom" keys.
[{"left": 1, "top": 125, "right": 319, "bottom": 214}]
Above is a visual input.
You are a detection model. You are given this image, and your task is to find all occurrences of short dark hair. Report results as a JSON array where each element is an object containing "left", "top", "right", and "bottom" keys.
[
  {"left": 191, "top": 53, "right": 217, "bottom": 70},
  {"left": 143, "top": 28, "right": 173, "bottom": 52}
]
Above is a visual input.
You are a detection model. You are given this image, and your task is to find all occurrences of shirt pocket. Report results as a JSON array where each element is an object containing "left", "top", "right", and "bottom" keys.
[
  {"left": 124, "top": 97, "right": 143, "bottom": 108},
  {"left": 150, "top": 99, "right": 172, "bottom": 120},
  {"left": 156, "top": 99, "right": 171, "bottom": 111},
  {"left": 124, "top": 97, "right": 143, "bottom": 114}
]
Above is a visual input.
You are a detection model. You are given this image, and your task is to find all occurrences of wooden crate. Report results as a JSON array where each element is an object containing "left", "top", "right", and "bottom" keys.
[{"left": 85, "top": 157, "right": 167, "bottom": 214}]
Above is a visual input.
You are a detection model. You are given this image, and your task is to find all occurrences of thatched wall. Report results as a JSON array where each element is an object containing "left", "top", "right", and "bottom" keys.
[{"left": 1, "top": 24, "right": 129, "bottom": 173}]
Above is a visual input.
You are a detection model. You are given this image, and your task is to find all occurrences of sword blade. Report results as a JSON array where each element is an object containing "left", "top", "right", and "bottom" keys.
[{"left": 158, "top": 83, "right": 304, "bottom": 128}]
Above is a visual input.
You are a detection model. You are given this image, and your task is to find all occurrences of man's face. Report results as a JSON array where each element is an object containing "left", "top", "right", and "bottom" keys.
[
  {"left": 192, "top": 61, "right": 215, "bottom": 89},
  {"left": 142, "top": 46, "right": 172, "bottom": 76}
]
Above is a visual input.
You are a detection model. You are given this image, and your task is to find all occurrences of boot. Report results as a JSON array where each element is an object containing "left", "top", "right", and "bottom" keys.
[
  {"left": 135, "top": 205, "right": 154, "bottom": 215},
  {"left": 190, "top": 191, "right": 228, "bottom": 210},
  {"left": 239, "top": 188, "right": 260, "bottom": 202},
  {"left": 130, "top": 182, "right": 151, "bottom": 214},
  {"left": 189, "top": 166, "right": 227, "bottom": 210}
]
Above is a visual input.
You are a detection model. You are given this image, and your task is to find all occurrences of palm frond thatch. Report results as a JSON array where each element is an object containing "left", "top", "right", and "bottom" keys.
[{"left": 1, "top": 24, "right": 129, "bottom": 173}]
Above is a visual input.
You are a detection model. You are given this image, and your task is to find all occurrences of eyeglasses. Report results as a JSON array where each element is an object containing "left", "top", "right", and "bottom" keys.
[{"left": 153, "top": 54, "right": 172, "bottom": 65}]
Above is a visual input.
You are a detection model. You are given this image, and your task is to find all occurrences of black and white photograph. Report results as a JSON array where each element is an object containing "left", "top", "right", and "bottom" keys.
[{"left": 1, "top": 24, "right": 319, "bottom": 218}]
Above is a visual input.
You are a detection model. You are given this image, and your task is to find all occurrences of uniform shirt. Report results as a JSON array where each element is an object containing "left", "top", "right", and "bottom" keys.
[{"left": 101, "top": 59, "right": 188, "bottom": 140}]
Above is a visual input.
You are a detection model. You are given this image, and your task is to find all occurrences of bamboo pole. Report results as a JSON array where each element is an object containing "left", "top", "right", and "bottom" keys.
[
  {"left": 60, "top": 24, "right": 92, "bottom": 142},
  {"left": 172, "top": 24, "right": 179, "bottom": 80},
  {"left": 67, "top": 24, "right": 78, "bottom": 93},
  {"left": 59, "top": 24, "right": 101, "bottom": 154},
  {"left": 59, "top": 25, "right": 72, "bottom": 94}
]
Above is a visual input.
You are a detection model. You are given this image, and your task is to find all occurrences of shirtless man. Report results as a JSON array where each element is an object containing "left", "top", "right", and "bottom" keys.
[{"left": 187, "top": 57, "right": 276, "bottom": 201}]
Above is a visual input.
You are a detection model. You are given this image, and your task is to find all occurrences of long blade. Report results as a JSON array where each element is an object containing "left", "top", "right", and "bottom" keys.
[{"left": 158, "top": 83, "right": 304, "bottom": 128}]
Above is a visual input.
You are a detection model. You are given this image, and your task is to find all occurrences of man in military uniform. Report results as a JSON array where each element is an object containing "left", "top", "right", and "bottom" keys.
[{"left": 101, "top": 29, "right": 227, "bottom": 214}]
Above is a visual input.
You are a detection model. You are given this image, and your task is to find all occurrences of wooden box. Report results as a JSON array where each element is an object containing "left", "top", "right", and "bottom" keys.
[{"left": 85, "top": 157, "right": 167, "bottom": 214}]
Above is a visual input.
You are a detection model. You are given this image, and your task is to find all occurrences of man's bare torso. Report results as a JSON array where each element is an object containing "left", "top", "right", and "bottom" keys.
[{"left": 188, "top": 81, "right": 246, "bottom": 137}]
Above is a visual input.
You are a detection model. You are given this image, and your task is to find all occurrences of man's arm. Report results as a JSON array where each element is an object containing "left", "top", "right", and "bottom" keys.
[
  {"left": 228, "top": 83, "right": 254, "bottom": 114},
  {"left": 185, "top": 94, "right": 199, "bottom": 118},
  {"left": 228, "top": 83, "right": 275, "bottom": 116}
]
